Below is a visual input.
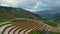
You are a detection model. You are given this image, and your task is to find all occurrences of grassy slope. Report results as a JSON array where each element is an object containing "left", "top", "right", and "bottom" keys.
[
  {"left": 0, "top": 18, "right": 11, "bottom": 22},
  {"left": 0, "top": 6, "right": 59, "bottom": 34},
  {"left": 31, "top": 31, "right": 60, "bottom": 34},
  {"left": 39, "top": 19, "right": 57, "bottom": 26},
  {"left": 0, "top": 6, "right": 41, "bottom": 22}
]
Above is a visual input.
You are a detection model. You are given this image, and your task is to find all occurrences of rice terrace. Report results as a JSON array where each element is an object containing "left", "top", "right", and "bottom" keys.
[
  {"left": 0, "top": 18, "right": 60, "bottom": 34},
  {"left": 0, "top": 1, "right": 60, "bottom": 33}
]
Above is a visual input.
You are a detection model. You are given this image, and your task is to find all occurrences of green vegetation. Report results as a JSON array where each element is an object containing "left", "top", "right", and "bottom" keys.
[
  {"left": 31, "top": 31, "right": 40, "bottom": 34},
  {"left": 39, "top": 19, "right": 57, "bottom": 26},
  {"left": 0, "top": 17, "right": 11, "bottom": 22},
  {"left": 31, "top": 31, "right": 46, "bottom": 34},
  {"left": 16, "top": 13, "right": 32, "bottom": 19},
  {"left": 31, "top": 31, "right": 60, "bottom": 34},
  {"left": 0, "top": 6, "right": 59, "bottom": 34}
]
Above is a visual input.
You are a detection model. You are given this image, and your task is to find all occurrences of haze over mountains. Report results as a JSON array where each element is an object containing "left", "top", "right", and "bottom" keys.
[{"left": 34, "top": 7, "right": 60, "bottom": 20}]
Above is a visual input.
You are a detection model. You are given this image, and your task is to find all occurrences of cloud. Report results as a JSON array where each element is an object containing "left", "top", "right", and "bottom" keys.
[
  {"left": 1, "top": 0, "right": 60, "bottom": 12},
  {"left": 21, "top": 0, "right": 60, "bottom": 11},
  {"left": 16, "top": 0, "right": 40, "bottom": 8},
  {"left": 33, "top": 1, "right": 42, "bottom": 9},
  {"left": 1, "top": 3, "right": 11, "bottom": 7},
  {"left": 31, "top": 0, "right": 60, "bottom": 11},
  {"left": 1, "top": 0, "right": 20, "bottom": 7},
  {"left": 0, "top": 0, "right": 2, "bottom": 5}
]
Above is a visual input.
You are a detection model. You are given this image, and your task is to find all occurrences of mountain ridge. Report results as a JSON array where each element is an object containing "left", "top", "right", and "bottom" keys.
[
  {"left": 0, "top": 6, "right": 41, "bottom": 20},
  {"left": 35, "top": 9, "right": 60, "bottom": 20}
]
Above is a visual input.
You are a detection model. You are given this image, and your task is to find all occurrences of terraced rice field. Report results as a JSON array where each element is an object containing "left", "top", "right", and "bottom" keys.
[{"left": 0, "top": 18, "right": 60, "bottom": 34}]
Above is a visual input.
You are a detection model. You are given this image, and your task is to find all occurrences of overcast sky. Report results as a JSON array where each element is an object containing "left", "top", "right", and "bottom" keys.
[{"left": 0, "top": 0, "right": 60, "bottom": 12}]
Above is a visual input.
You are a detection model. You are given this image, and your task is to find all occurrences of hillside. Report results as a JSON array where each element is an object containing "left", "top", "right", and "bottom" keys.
[
  {"left": 0, "top": 6, "right": 41, "bottom": 20},
  {"left": 0, "top": 6, "right": 58, "bottom": 26},
  {"left": 35, "top": 9, "right": 60, "bottom": 20},
  {"left": 0, "top": 18, "right": 60, "bottom": 34}
]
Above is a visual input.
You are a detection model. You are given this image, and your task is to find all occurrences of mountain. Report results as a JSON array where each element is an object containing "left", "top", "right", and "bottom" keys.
[
  {"left": 0, "top": 6, "right": 41, "bottom": 20},
  {"left": 35, "top": 8, "right": 60, "bottom": 20}
]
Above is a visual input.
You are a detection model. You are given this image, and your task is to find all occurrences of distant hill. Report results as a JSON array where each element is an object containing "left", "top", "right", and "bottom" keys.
[
  {"left": 0, "top": 6, "right": 41, "bottom": 20},
  {"left": 35, "top": 8, "right": 60, "bottom": 20}
]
